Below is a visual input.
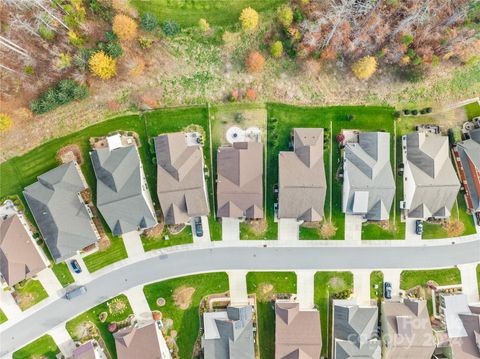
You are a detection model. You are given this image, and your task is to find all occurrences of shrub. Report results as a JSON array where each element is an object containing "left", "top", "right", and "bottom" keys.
[
  {"left": 112, "top": 14, "right": 138, "bottom": 41},
  {"left": 56, "top": 53, "right": 72, "bottom": 69},
  {"left": 88, "top": 0, "right": 114, "bottom": 21},
  {"left": 345, "top": 114, "right": 354, "bottom": 121},
  {"left": 271, "top": 41, "right": 283, "bottom": 58},
  {"left": 239, "top": 7, "right": 259, "bottom": 32},
  {"left": 73, "top": 48, "right": 94, "bottom": 71},
  {"left": 401, "top": 34, "right": 414, "bottom": 46},
  {"left": 141, "top": 12, "right": 158, "bottom": 31},
  {"left": 24, "top": 66, "right": 34, "bottom": 75},
  {"left": 198, "top": 18, "right": 210, "bottom": 33},
  {"left": 98, "top": 41, "right": 123, "bottom": 58},
  {"left": 108, "top": 323, "right": 117, "bottom": 333},
  {"left": 351, "top": 56, "right": 377, "bottom": 80},
  {"left": 245, "top": 51, "right": 265, "bottom": 73},
  {"left": 393, "top": 111, "right": 401, "bottom": 118},
  {"left": 38, "top": 25, "right": 55, "bottom": 41},
  {"left": 64, "top": 0, "right": 86, "bottom": 28},
  {"left": 138, "top": 36, "right": 154, "bottom": 49},
  {"left": 293, "top": 7, "right": 304, "bottom": 22},
  {"left": 425, "top": 107, "right": 432, "bottom": 113},
  {"left": 403, "top": 109, "right": 411, "bottom": 115},
  {"left": 277, "top": 5, "right": 293, "bottom": 27},
  {"left": 245, "top": 88, "right": 256, "bottom": 101},
  {"left": 89, "top": 51, "right": 116, "bottom": 79},
  {"left": 0, "top": 114, "right": 13, "bottom": 132},
  {"left": 68, "top": 30, "right": 84, "bottom": 46},
  {"left": 162, "top": 20, "right": 181, "bottom": 36},
  {"left": 30, "top": 79, "right": 88, "bottom": 115},
  {"left": 411, "top": 109, "right": 418, "bottom": 115}
]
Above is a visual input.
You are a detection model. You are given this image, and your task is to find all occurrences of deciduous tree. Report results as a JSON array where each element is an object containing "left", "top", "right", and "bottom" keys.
[
  {"left": 277, "top": 5, "right": 293, "bottom": 28},
  {"left": 239, "top": 7, "right": 259, "bottom": 32},
  {"left": 112, "top": 14, "right": 138, "bottom": 41},
  {"left": 89, "top": 51, "right": 116, "bottom": 79},
  {"left": 271, "top": 41, "right": 283, "bottom": 58},
  {"left": 245, "top": 51, "right": 265, "bottom": 73},
  {"left": 351, "top": 56, "right": 377, "bottom": 80}
]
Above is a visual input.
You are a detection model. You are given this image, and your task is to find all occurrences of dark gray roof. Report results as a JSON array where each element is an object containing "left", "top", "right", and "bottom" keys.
[
  {"left": 333, "top": 301, "right": 380, "bottom": 359},
  {"left": 23, "top": 162, "right": 99, "bottom": 263},
  {"left": 343, "top": 132, "right": 395, "bottom": 221},
  {"left": 456, "top": 129, "right": 480, "bottom": 212},
  {"left": 91, "top": 145, "right": 157, "bottom": 236},
  {"left": 404, "top": 132, "right": 460, "bottom": 219},
  {"left": 203, "top": 305, "right": 255, "bottom": 359}
]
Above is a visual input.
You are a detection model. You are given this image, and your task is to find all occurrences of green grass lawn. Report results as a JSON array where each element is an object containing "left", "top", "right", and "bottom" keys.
[
  {"left": 314, "top": 271, "right": 353, "bottom": 357},
  {"left": 477, "top": 264, "right": 480, "bottom": 295},
  {"left": 246, "top": 272, "right": 296, "bottom": 359},
  {"left": 299, "top": 225, "right": 321, "bottom": 240},
  {"left": 66, "top": 295, "right": 133, "bottom": 359},
  {"left": 464, "top": 101, "right": 480, "bottom": 119},
  {"left": 13, "top": 279, "right": 49, "bottom": 311},
  {"left": 130, "top": 0, "right": 285, "bottom": 27},
  {"left": 13, "top": 334, "right": 59, "bottom": 359},
  {"left": 0, "top": 309, "right": 7, "bottom": 324},
  {"left": 51, "top": 263, "right": 74, "bottom": 287},
  {"left": 143, "top": 272, "right": 229, "bottom": 358},
  {"left": 83, "top": 235, "right": 128, "bottom": 272},
  {"left": 370, "top": 271, "right": 384, "bottom": 299},
  {"left": 400, "top": 268, "right": 461, "bottom": 290},
  {"left": 142, "top": 225, "right": 193, "bottom": 251}
]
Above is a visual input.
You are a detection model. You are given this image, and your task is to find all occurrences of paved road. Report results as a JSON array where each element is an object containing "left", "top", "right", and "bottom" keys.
[{"left": 2, "top": 242, "right": 479, "bottom": 355}]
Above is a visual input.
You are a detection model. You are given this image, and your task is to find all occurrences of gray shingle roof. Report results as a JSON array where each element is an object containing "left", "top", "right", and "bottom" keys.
[
  {"left": 343, "top": 132, "right": 395, "bottom": 221},
  {"left": 456, "top": 129, "right": 480, "bottom": 212},
  {"left": 333, "top": 301, "right": 380, "bottom": 359},
  {"left": 23, "top": 162, "right": 99, "bottom": 263},
  {"left": 279, "top": 128, "right": 326, "bottom": 221},
  {"left": 203, "top": 305, "right": 255, "bottom": 359},
  {"left": 91, "top": 145, "right": 157, "bottom": 236},
  {"left": 404, "top": 132, "right": 460, "bottom": 219},
  {"left": 154, "top": 133, "right": 209, "bottom": 224}
]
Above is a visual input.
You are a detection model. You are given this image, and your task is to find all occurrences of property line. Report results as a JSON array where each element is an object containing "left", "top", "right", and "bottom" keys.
[
  {"left": 329, "top": 120, "right": 333, "bottom": 223},
  {"left": 207, "top": 102, "right": 216, "bottom": 219},
  {"left": 393, "top": 121, "right": 397, "bottom": 227}
]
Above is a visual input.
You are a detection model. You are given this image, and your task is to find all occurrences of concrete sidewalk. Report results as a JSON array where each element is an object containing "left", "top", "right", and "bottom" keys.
[
  {"left": 296, "top": 271, "right": 315, "bottom": 310},
  {"left": 0, "top": 290, "right": 21, "bottom": 325},
  {"left": 123, "top": 285, "right": 152, "bottom": 323},
  {"left": 228, "top": 271, "right": 248, "bottom": 305},
  {"left": 122, "top": 231, "right": 145, "bottom": 258},
  {"left": 222, "top": 218, "right": 240, "bottom": 242},
  {"left": 278, "top": 219, "right": 299, "bottom": 242},
  {"left": 459, "top": 263, "right": 480, "bottom": 303},
  {"left": 48, "top": 325, "right": 75, "bottom": 358},
  {"left": 353, "top": 270, "right": 371, "bottom": 305},
  {"left": 36, "top": 268, "right": 63, "bottom": 298}
]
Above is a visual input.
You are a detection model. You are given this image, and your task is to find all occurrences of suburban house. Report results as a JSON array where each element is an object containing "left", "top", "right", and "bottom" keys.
[
  {"left": 72, "top": 340, "right": 107, "bottom": 359},
  {"left": 23, "top": 161, "right": 100, "bottom": 263},
  {"left": 217, "top": 142, "right": 263, "bottom": 219},
  {"left": 90, "top": 134, "right": 157, "bottom": 236},
  {"left": 154, "top": 132, "right": 209, "bottom": 224},
  {"left": 381, "top": 298, "right": 436, "bottom": 358},
  {"left": 113, "top": 321, "right": 171, "bottom": 359},
  {"left": 454, "top": 128, "right": 480, "bottom": 214},
  {"left": 438, "top": 293, "right": 480, "bottom": 359},
  {"left": 278, "top": 128, "right": 326, "bottom": 221},
  {"left": 333, "top": 300, "right": 381, "bottom": 359},
  {"left": 342, "top": 132, "right": 395, "bottom": 221},
  {"left": 0, "top": 214, "right": 49, "bottom": 286},
  {"left": 275, "top": 301, "right": 322, "bottom": 359},
  {"left": 402, "top": 132, "right": 460, "bottom": 219},
  {"left": 202, "top": 305, "right": 255, "bottom": 359}
]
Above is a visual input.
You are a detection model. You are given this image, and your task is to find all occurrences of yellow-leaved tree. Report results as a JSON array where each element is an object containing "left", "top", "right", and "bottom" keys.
[
  {"left": 89, "top": 51, "right": 117, "bottom": 79},
  {"left": 198, "top": 18, "right": 210, "bottom": 33},
  {"left": 112, "top": 14, "right": 138, "bottom": 41},
  {"left": 239, "top": 7, "right": 259, "bottom": 32},
  {"left": 351, "top": 56, "right": 377, "bottom": 80},
  {"left": 0, "top": 114, "right": 13, "bottom": 132}
]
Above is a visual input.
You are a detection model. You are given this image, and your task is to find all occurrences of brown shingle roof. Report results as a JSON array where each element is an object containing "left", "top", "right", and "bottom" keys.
[
  {"left": 155, "top": 133, "right": 209, "bottom": 224},
  {"left": 0, "top": 215, "right": 47, "bottom": 286},
  {"left": 217, "top": 142, "right": 263, "bottom": 219},
  {"left": 275, "top": 301, "right": 322, "bottom": 359},
  {"left": 114, "top": 322, "right": 164, "bottom": 359},
  {"left": 279, "top": 128, "right": 326, "bottom": 221}
]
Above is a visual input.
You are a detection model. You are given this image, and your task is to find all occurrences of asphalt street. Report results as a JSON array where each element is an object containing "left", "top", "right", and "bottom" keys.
[{"left": 2, "top": 242, "right": 479, "bottom": 355}]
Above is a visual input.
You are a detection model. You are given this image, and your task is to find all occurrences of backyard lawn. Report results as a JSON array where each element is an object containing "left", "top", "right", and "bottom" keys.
[
  {"left": 13, "top": 334, "right": 59, "bottom": 359},
  {"left": 83, "top": 235, "right": 128, "bottom": 273},
  {"left": 370, "top": 271, "right": 384, "bottom": 299},
  {"left": 13, "top": 279, "right": 49, "bottom": 311},
  {"left": 51, "top": 262, "right": 75, "bottom": 287},
  {"left": 66, "top": 295, "right": 133, "bottom": 359},
  {"left": 142, "top": 226, "right": 193, "bottom": 251},
  {"left": 143, "top": 272, "right": 229, "bottom": 359},
  {"left": 0, "top": 309, "right": 7, "bottom": 324},
  {"left": 130, "top": 0, "right": 285, "bottom": 27},
  {"left": 314, "top": 271, "right": 353, "bottom": 357},
  {"left": 246, "top": 272, "right": 297, "bottom": 359}
]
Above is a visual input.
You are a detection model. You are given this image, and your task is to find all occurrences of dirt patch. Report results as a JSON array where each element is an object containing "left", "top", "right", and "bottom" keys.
[
  {"left": 56, "top": 144, "right": 83, "bottom": 165},
  {"left": 144, "top": 222, "right": 165, "bottom": 238},
  {"left": 329, "top": 277, "right": 345, "bottom": 291},
  {"left": 257, "top": 283, "right": 274, "bottom": 301},
  {"left": 12, "top": 292, "right": 36, "bottom": 311},
  {"left": 74, "top": 321, "right": 98, "bottom": 340},
  {"left": 108, "top": 297, "right": 128, "bottom": 316},
  {"left": 442, "top": 220, "right": 465, "bottom": 237},
  {"left": 168, "top": 223, "right": 187, "bottom": 235},
  {"left": 172, "top": 286, "right": 195, "bottom": 310},
  {"left": 245, "top": 219, "right": 266, "bottom": 234}
]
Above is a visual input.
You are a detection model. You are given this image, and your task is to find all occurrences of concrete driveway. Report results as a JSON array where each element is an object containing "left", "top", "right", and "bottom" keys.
[
  {"left": 353, "top": 270, "right": 372, "bottom": 305},
  {"left": 222, "top": 218, "right": 240, "bottom": 242},
  {"left": 405, "top": 218, "right": 422, "bottom": 241},
  {"left": 278, "top": 219, "right": 299, "bottom": 242},
  {"left": 36, "top": 268, "right": 63, "bottom": 298},
  {"left": 191, "top": 216, "right": 211, "bottom": 243},
  {"left": 122, "top": 231, "right": 145, "bottom": 258},
  {"left": 345, "top": 214, "right": 363, "bottom": 242}
]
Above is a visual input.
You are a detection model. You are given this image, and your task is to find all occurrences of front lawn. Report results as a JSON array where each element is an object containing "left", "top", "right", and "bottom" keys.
[
  {"left": 246, "top": 272, "right": 297, "bottom": 359},
  {"left": 142, "top": 226, "right": 193, "bottom": 251},
  {"left": 51, "top": 263, "right": 74, "bottom": 287},
  {"left": 13, "top": 334, "right": 59, "bottom": 359},
  {"left": 370, "top": 271, "right": 384, "bottom": 299},
  {"left": 13, "top": 279, "right": 49, "bottom": 311},
  {"left": 83, "top": 235, "right": 128, "bottom": 273},
  {"left": 0, "top": 309, "right": 7, "bottom": 324},
  {"left": 400, "top": 268, "right": 461, "bottom": 290},
  {"left": 66, "top": 295, "right": 133, "bottom": 359},
  {"left": 143, "top": 272, "right": 229, "bottom": 359},
  {"left": 314, "top": 271, "right": 353, "bottom": 357}
]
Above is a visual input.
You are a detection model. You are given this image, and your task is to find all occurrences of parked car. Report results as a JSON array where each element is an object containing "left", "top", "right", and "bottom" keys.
[
  {"left": 65, "top": 286, "right": 87, "bottom": 300},
  {"left": 415, "top": 220, "right": 423, "bottom": 235},
  {"left": 194, "top": 217, "right": 203, "bottom": 237},
  {"left": 384, "top": 282, "right": 392, "bottom": 300},
  {"left": 70, "top": 259, "right": 82, "bottom": 274}
]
